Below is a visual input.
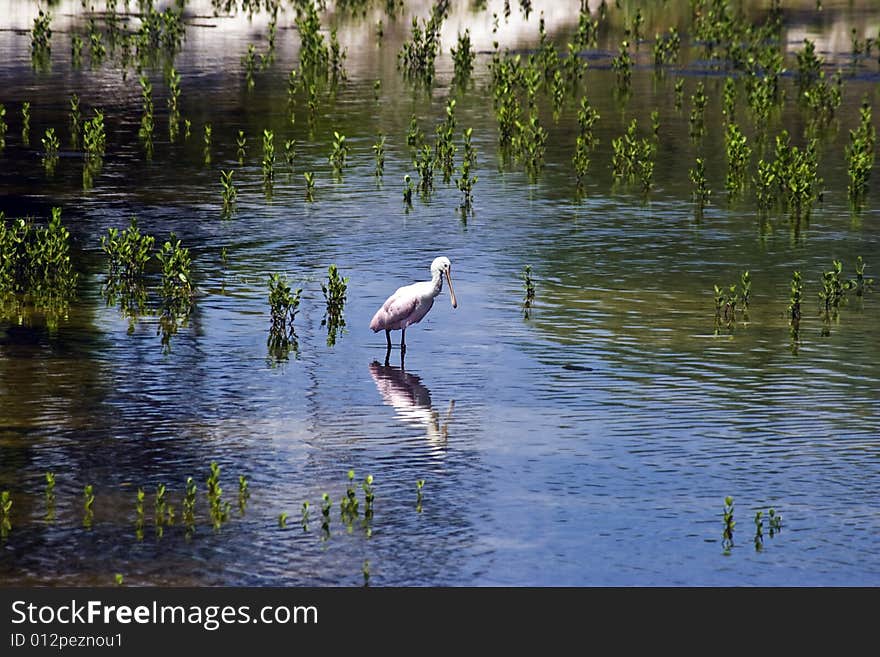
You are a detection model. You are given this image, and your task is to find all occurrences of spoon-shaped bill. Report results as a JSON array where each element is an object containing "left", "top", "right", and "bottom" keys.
[{"left": 445, "top": 270, "right": 458, "bottom": 308}]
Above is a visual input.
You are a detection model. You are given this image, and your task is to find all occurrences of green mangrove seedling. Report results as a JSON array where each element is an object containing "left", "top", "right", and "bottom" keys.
[
  {"left": 21, "top": 101, "right": 31, "bottom": 145},
  {"left": 725, "top": 122, "right": 751, "bottom": 198},
  {"left": 0, "top": 104, "right": 7, "bottom": 149},
  {"left": 452, "top": 29, "right": 474, "bottom": 85},
  {"left": 406, "top": 114, "right": 424, "bottom": 148},
  {"left": 522, "top": 265, "right": 536, "bottom": 318},
  {"left": 301, "top": 501, "right": 310, "bottom": 531},
  {"left": 415, "top": 144, "right": 435, "bottom": 195},
  {"left": 45, "top": 472, "right": 55, "bottom": 521},
  {"left": 321, "top": 264, "right": 348, "bottom": 346},
  {"left": 846, "top": 98, "right": 875, "bottom": 208},
  {"left": 203, "top": 122, "right": 212, "bottom": 165},
  {"left": 284, "top": 139, "right": 296, "bottom": 167},
  {"left": 457, "top": 127, "right": 477, "bottom": 213},
  {"left": 416, "top": 479, "right": 425, "bottom": 513},
  {"left": 398, "top": 175, "right": 413, "bottom": 213},
  {"left": 673, "top": 78, "right": 685, "bottom": 109},
  {"left": 754, "top": 510, "right": 764, "bottom": 550},
  {"left": 42, "top": 127, "right": 60, "bottom": 175},
  {"left": 321, "top": 493, "right": 332, "bottom": 538},
  {"left": 183, "top": 476, "right": 196, "bottom": 528},
  {"left": 329, "top": 130, "right": 349, "bottom": 177},
  {"left": 722, "top": 496, "right": 735, "bottom": 552},
  {"left": 238, "top": 475, "right": 249, "bottom": 513},
  {"left": 267, "top": 273, "right": 302, "bottom": 361},
  {"left": 83, "top": 484, "right": 95, "bottom": 528},
  {"left": 68, "top": 94, "right": 80, "bottom": 147},
  {"left": 853, "top": 256, "right": 874, "bottom": 296},
  {"left": 31, "top": 10, "right": 53, "bottom": 69},
  {"left": 789, "top": 270, "right": 803, "bottom": 329},
  {"left": 236, "top": 130, "right": 246, "bottom": 163},
  {"left": 689, "top": 157, "right": 710, "bottom": 216},
  {"left": 262, "top": 129, "right": 275, "bottom": 182},
  {"left": 373, "top": 134, "right": 386, "bottom": 177},
  {"left": 220, "top": 170, "right": 236, "bottom": 214},
  {"left": 135, "top": 488, "right": 144, "bottom": 541},
  {"left": 279, "top": 512, "right": 288, "bottom": 528},
  {"left": 689, "top": 82, "right": 707, "bottom": 139},
  {"left": 304, "top": 172, "right": 316, "bottom": 202},
  {"left": 0, "top": 491, "right": 12, "bottom": 538}
]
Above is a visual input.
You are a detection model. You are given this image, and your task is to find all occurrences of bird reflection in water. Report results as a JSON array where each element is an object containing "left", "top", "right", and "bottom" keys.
[{"left": 369, "top": 358, "right": 454, "bottom": 451}]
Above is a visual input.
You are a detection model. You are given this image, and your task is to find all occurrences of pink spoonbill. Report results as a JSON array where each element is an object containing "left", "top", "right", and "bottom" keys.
[{"left": 370, "top": 256, "right": 458, "bottom": 355}]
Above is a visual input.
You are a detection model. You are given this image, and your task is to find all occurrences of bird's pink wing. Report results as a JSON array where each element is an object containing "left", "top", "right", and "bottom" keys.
[{"left": 370, "top": 287, "right": 419, "bottom": 332}]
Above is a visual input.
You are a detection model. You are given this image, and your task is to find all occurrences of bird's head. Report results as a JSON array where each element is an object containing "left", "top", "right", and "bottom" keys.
[{"left": 431, "top": 256, "right": 457, "bottom": 309}]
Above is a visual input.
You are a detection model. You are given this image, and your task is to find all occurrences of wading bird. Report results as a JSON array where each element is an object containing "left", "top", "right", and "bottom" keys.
[{"left": 370, "top": 256, "right": 458, "bottom": 357}]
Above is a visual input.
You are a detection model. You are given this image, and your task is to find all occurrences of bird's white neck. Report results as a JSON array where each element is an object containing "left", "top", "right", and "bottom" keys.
[{"left": 430, "top": 269, "right": 443, "bottom": 296}]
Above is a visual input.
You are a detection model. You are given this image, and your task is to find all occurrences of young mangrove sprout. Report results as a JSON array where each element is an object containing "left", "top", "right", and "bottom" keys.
[
  {"left": 853, "top": 256, "right": 874, "bottom": 296},
  {"left": 45, "top": 472, "right": 56, "bottom": 521},
  {"left": 236, "top": 130, "right": 246, "bottom": 164},
  {"left": 206, "top": 462, "right": 230, "bottom": 530},
  {"left": 68, "top": 94, "right": 80, "bottom": 147},
  {"left": 406, "top": 114, "right": 424, "bottom": 149},
  {"left": 31, "top": 10, "right": 53, "bottom": 70},
  {"left": 689, "top": 157, "right": 710, "bottom": 217},
  {"left": 21, "top": 102, "right": 31, "bottom": 145},
  {"left": 321, "top": 264, "right": 348, "bottom": 346},
  {"left": 789, "top": 270, "right": 803, "bottom": 328},
  {"left": 0, "top": 491, "right": 12, "bottom": 538},
  {"left": 457, "top": 127, "right": 477, "bottom": 213},
  {"left": 304, "top": 172, "right": 316, "bottom": 202},
  {"left": 183, "top": 476, "right": 196, "bottom": 530},
  {"left": 435, "top": 99, "right": 457, "bottom": 183},
  {"left": 301, "top": 501, "right": 310, "bottom": 531},
  {"left": 403, "top": 174, "right": 414, "bottom": 209},
  {"left": 284, "top": 139, "right": 296, "bottom": 168},
  {"left": 725, "top": 122, "right": 751, "bottom": 199},
  {"left": 373, "top": 133, "right": 386, "bottom": 178},
  {"left": 0, "top": 104, "right": 7, "bottom": 150},
  {"left": 262, "top": 129, "right": 275, "bottom": 183},
  {"left": 415, "top": 144, "right": 435, "bottom": 196},
  {"left": 754, "top": 510, "right": 764, "bottom": 550},
  {"left": 321, "top": 493, "right": 332, "bottom": 539},
  {"left": 155, "top": 483, "right": 167, "bottom": 534},
  {"left": 846, "top": 98, "right": 875, "bottom": 209},
  {"left": 416, "top": 479, "right": 425, "bottom": 513},
  {"left": 83, "top": 484, "right": 95, "bottom": 528},
  {"left": 42, "top": 127, "right": 60, "bottom": 175},
  {"left": 722, "top": 496, "right": 735, "bottom": 552},
  {"left": 451, "top": 29, "right": 475, "bottom": 86},
  {"left": 203, "top": 122, "right": 212, "bottom": 165},
  {"left": 329, "top": 130, "right": 349, "bottom": 178},
  {"left": 268, "top": 272, "right": 302, "bottom": 361},
  {"left": 135, "top": 488, "right": 145, "bottom": 540},
  {"left": 522, "top": 265, "right": 536, "bottom": 318},
  {"left": 279, "top": 512, "right": 288, "bottom": 528},
  {"left": 689, "top": 82, "right": 707, "bottom": 140},
  {"left": 220, "top": 170, "right": 236, "bottom": 214}
]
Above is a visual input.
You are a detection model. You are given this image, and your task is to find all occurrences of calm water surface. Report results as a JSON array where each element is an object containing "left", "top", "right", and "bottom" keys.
[{"left": 1, "top": 0, "right": 879, "bottom": 586}]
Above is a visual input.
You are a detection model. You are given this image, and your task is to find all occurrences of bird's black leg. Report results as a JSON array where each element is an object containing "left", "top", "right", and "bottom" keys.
[
  {"left": 385, "top": 329, "right": 392, "bottom": 351},
  {"left": 401, "top": 328, "right": 407, "bottom": 355}
]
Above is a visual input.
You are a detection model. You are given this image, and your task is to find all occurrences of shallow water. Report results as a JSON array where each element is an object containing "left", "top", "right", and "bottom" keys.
[{"left": 1, "top": 0, "right": 879, "bottom": 586}]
